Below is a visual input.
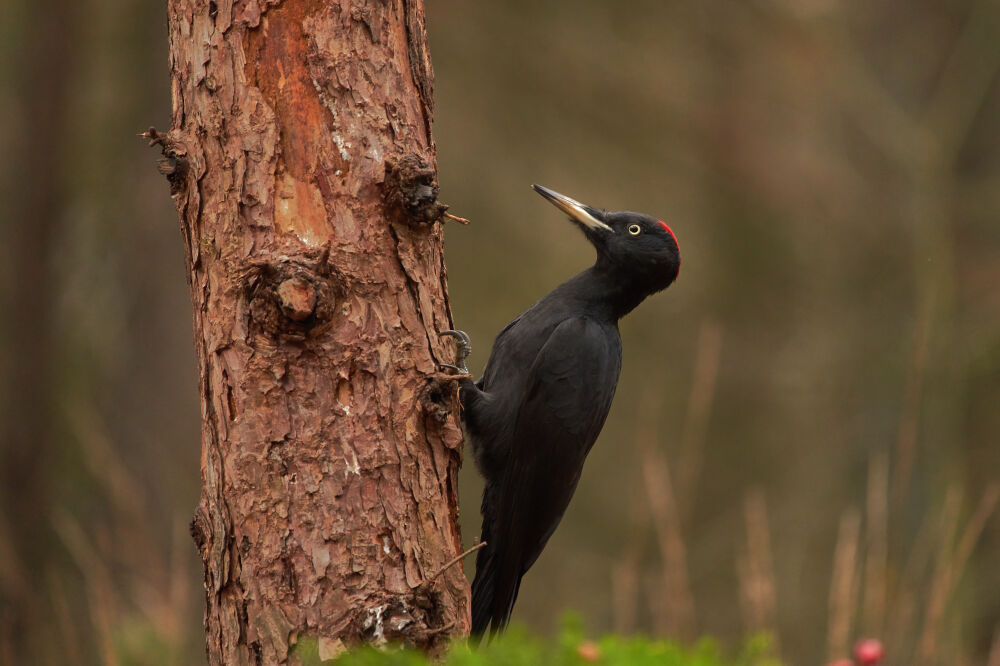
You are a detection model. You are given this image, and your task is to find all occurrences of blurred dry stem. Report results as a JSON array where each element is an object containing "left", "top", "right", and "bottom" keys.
[
  {"left": 637, "top": 391, "right": 696, "bottom": 641},
  {"left": 892, "top": 292, "right": 934, "bottom": 511},
  {"left": 611, "top": 478, "right": 649, "bottom": 635},
  {"left": 862, "top": 451, "right": 888, "bottom": 638},
  {"left": 54, "top": 510, "right": 121, "bottom": 666},
  {"left": 48, "top": 568, "right": 86, "bottom": 666},
  {"left": 675, "top": 320, "right": 723, "bottom": 520},
  {"left": 70, "top": 402, "right": 149, "bottom": 525},
  {"left": 920, "top": 0, "right": 1000, "bottom": 166},
  {"left": 31, "top": 401, "right": 198, "bottom": 665},
  {"left": 0, "top": 511, "right": 29, "bottom": 605},
  {"left": 827, "top": 509, "right": 861, "bottom": 662},
  {"left": 736, "top": 488, "right": 778, "bottom": 649},
  {"left": 919, "top": 484, "right": 1000, "bottom": 664},
  {"left": 884, "top": 504, "right": 937, "bottom": 659},
  {"left": 989, "top": 629, "right": 1000, "bottom": 666}
]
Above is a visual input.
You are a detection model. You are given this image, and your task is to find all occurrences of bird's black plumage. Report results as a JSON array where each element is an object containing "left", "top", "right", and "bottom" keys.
[{"left": 449, "top": 185, "right": 681, "bottom": 636}]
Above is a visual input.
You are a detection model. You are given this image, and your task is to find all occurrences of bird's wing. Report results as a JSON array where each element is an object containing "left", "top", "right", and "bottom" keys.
[
  {"left": 478, "top": 314, "right": 522, "bottom": 390},
  {"left": 476, "top": 316, "right": 621, "bottom": 632}
]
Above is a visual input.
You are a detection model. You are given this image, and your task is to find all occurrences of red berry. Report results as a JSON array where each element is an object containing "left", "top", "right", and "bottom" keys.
[
  {"left": 853, "top": 638, "right": 885, "bottom": 665},
  {"left": 826, "top": 660, "right": 853, "bottom": 666},
  {"left": 576, "top": 640, "right": 600, "bottom": 662}
]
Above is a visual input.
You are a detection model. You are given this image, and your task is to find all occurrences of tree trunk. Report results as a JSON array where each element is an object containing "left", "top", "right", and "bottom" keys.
[{"left": 159, "top": 1, "right": 468, "bottom": 662}]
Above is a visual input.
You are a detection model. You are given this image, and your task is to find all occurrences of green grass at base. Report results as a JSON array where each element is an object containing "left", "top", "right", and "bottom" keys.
[{"left": 300, "top": 616, "right": 781, "bottom": 666}]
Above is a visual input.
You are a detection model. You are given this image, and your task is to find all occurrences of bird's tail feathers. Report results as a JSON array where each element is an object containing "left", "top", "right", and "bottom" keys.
[
  {"left": 470, "top": 523, "right": 523, "bottom": 637},
  {"left": 470, "top": 537, "right": 496, "bottom": 636}
]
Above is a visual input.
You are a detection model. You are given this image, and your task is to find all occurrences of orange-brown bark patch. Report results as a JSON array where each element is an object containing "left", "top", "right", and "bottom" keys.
[{"left": 244, "top": 0, "right": 343, "bottom": 244}]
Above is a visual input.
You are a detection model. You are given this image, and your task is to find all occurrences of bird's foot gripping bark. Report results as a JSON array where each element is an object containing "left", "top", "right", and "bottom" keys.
[{"left": 438, "top": 330, "right": 472, "bottom": 375}]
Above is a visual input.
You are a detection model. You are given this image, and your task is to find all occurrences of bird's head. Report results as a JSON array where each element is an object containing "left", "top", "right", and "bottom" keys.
[{"left": 532, "top": 184, "right": 681, "bottom": 294}]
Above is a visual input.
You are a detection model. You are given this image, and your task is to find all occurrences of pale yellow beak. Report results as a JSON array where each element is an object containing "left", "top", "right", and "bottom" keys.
[{"left": 532, "top": 184, "right": 613, "bottom": 232}]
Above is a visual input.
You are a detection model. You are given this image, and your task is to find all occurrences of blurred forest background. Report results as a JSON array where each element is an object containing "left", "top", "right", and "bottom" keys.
[{"left": 2, "top": 0, "right": 999, "bottom": 664}]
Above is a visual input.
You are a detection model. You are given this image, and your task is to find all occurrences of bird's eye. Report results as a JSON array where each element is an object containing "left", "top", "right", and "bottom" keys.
[{"left": 627, "top": 224, "right": 641, "bottom": 235}]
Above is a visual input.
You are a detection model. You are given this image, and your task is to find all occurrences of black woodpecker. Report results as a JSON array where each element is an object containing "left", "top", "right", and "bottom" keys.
[{"left": 441, "top": 185, "right": 681, "bottom": 637}]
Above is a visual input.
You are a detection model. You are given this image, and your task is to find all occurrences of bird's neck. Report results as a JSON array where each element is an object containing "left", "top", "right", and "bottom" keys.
[{"left": 561, "top": 266, "right": 649, "bottom": 322}]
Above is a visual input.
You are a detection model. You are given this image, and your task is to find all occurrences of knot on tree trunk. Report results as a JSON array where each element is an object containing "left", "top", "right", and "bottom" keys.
[
  {"left": 422, "top": 376, "right": 462, "bottom": 428},
  {"left": 354, "top": 589, "right": 454, "bottom": 652},
  {"left": 383, "top": 154, "right": 449, "bottom": 226},
  {"left": 245, "top": 257, "right": 339, "bottom": 341},
  {"left": 142, "top": 126, "right": 189, "bottom": 195},
  {"left": 276, "top": 276, "right": 317, "bottom": 322}
]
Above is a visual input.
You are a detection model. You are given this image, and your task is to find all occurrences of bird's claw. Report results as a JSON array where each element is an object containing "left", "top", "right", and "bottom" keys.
[
  {"left": 439, "top": 329, "right": 472, "bottom": 375},
  {"left": 440, "top": 329, "right": 471, "bottom": 346}
]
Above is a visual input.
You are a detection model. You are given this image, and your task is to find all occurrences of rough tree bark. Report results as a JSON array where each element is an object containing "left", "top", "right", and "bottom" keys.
[{"left": 156, "top": 1, "right": 468, "bottom": 662}]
